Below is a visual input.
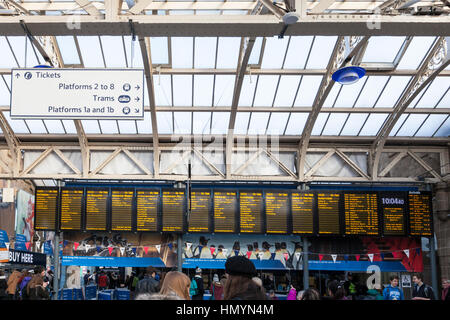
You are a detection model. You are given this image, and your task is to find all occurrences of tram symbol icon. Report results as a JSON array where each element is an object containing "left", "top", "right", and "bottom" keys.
[
  {"left": 123, "top": 83, "right": 131, "bottom": 91},
  {"left": 122, "top": 106, "right": 130, "bottom": 115}
]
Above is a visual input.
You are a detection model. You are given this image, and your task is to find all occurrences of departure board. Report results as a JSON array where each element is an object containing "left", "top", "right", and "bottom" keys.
[
  {"left": 344, "top": 193, "right": 379, "bottom": 235},
  {"left": 317, "top": 193, "right": 341, "bottom": 235},
  {"left": 111, "top": 190, "right": 133, "bottom": 231},
  {"left": 408, "top": 193, "right": 432, "bottom": 236},
  {"left": 188, "top": 191, "right": 211, "bottom": 232},
  {"left": 214, "top": 191, "right": 237, "bottom": 233},
  {"left": 35, "top": 188, "right": 58, "bottom": 230},
  {"left": 60, "top": 189, "right": 83, "bottom": 230},
  {"left": 380, "top": 193, "right": 406, "bottom": 236},
  {"left": 265, "top": 192, "right": 289, "bottom": 234},
  {"left": 162, "top": 190, "right": 185, "bottom": 232},
  {"left": 239, "top": 192, "right": 264, "bottom": 233},
  {"left": 85, "top": 189, "right": 108, "bottom": 231},
  {"left": 136, "top": 190, "right": 159, "bottom": 232},
  {"left": 292, "top": 192, "right": 315, "bottom": 235}
]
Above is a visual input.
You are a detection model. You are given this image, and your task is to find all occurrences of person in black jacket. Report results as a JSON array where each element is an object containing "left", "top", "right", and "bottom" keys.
[
  {"left": 441, "top": 278, "right": 450, "bottom": 301},
  {"left": 412, "top": 273, "right": 434, "bottom": 300},
  {"left": 136, "top": 267, "right": 159, "bottom": 294},
  {"left": 191, "top": 267, "right": 204, "bottom": 300},
  {"left": 0, "top": 270, "right": 7, "bottom": 300}
]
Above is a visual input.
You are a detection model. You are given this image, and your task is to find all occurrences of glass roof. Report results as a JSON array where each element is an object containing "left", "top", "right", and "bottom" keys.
[{"left": 0, "top": 34, "right": 449, "bottom": 139}]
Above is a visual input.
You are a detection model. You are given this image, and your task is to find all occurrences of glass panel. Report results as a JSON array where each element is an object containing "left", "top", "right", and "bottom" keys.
[
  {"left": 248, "top": 37, "right": 263, "bottom": 65},
  {"left": 194, "top": 37, "right": 217, "bottom": 69},
  {"left": 273, "top": 75, "right": 301, "bottom": 107},
  {"left": 172, "top": 75, "right": 193, "bottom": 106},
  {"left": 253, "top": 75, "right": 279, "bottom": 107},
  {"left": 284, "top": 36, "right": 314, "bottom": 69},
  {"left": 234, "top": 112, "right": 250, "bottom": 134},
  {"left": 6, "top": 37, "right": 25, "bottom": 67},
  {"left": 294, "top": 76, "right": 322, "bottom": 107},
  {"left": 117, "top": 120, "right": 137, "bottom": 134},
  {"left": 43, "top": 120, "right": 65, "bottom": 134},
  {"left": 194, "top": 75, "right": 214, "bottom": 106},
  {"left": 150, "top": 37, "right": 169, "bottom": 65},
  {"left": 136, "top": 111, "right": 153, "bottom": 134},
  {"left": 311, "top": 113, "right": 329, "bottom": 135},
  {"left": 123, "top": 36, "right": 144, "bottom": 68},
  {"left": 173, "top": 112, "right": 192, "bottom": 134},
  {"left": 322, "top": 84, "right": 340, "bottom": 108},
  {"left": 211, "top": 112, "right": 230, "bottom": 134},
  {"left": 77, "top": 36, "right": 104, "bottom": 67},
  {"left": 374, "top": 76, "right": 411, "bottom": 108},
  {"left": 153, "top": 74, "right": 172, "bottom": 106},
  {"left": 214, "top": 75, "right": 235, "bottom": 107},
  {"left": 266, "top": 113, "right": 289, "bottom": 135},
  {"left": 81, "top": 120, "right": 101, "bottom": 134},
  {"left": 362, "top": 37, "right": 406, "bottom": 63},
  {"left": 0, "top": 37, "right": 18, "bottom": 68},
  {"left": 306, "top": 36, "right": 337, "bottom": 69},
  {"left": 216, "top": 37, "right": 240, "bottom": 69},
  {"left": 3, "top": 112, "right": 29, "bottom": 133},
  {"left": 247, "top": 112, "right": 270, "bottom": 134},
  {"left": 156, "top": 111, "right": 173, "bottom": 134},
  {"left": 395, "top": 114, "right": 428, "bottom": 136},
  {"left": 354, "top": 76, "right": 390, "bottom": 108},
  {"left": 26, "top": 38, "right": 43, "bottom": 67},
  {"left": 238, "top": 75, "right": 257, "bottom": 106},
  {"left": 0, "top": 76, "right": 10, "bottom": 105},
  {"left": 436, "top": 88, "right": 450, "bottom": 108},
  {"left": 397, "top": 37, "right": 436, "bottom": 69},
  {"left": 61, "top": 120, "right": 77, "bottom": 134},
  {"left": 99, "top": 120, "right": 119, "bottom": 134},
  {"left": 261, "top": 36, "right": 289, "bottom": 69},
  {"left": 55, "top": 36, "right": 80, "bottom": 65},
  {"left": 171, "top": 37, "right": 193, "bottom": 68},
  {"left": 359, "top": 113, "right": 388, "bottom": 136},
  {"left": 321, "top": 113, "right": 348, "bottom": 135},
  {"left": 433, "top": 116, "right": 450, "bottom": 137},
  {"left": 415, "top": 114, "right": 447, "bottom": 137},
  {"left": 333, "top": 77, "right": 367, "bottom": 108},
  {"left": 284, "top": 113, "right": 309, "bottom": 135},
  {"left": 389, "top": 113, "right": 408, "bottom": 136},
  {"left": 416, "top": 77, "right": 450, "bottom": 108},
  {"left": 340, "top": 113, "right": 368, "bottom": 136},
  {"left": 25, "top": 120, "right": 47, "bottom": 134},
  {"left": 192, "top": 112, "right": 211, "bottom": 134}
]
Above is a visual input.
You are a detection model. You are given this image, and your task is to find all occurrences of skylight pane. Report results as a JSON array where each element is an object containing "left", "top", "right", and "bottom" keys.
[
  {"left": 238, "top": 75, "right": 257, "bottom": 106},
  {"left": 253, "top": 76, "right": 279, "bottom": 107},
  {"left": 123, "top": 36, "right": 144, "bottom": 68},
  {"left": 117, "top": 120, "right": 137, "bottom": 134},
  {"left": 0, "top": 76, "right": 10, "bottom": 105},
  {"left": 284, "top": 36, "right": 314, "bottom": 69},
  {"left": 306, "top": 36, "right": 337, "bottom": 69},
  {"left": 416, "top": 77, "right": 450, "bottom": 108},
  {"left": 56, "top": 36, "right": 80, "bottom": 65},
  {"left": 311, "top": 113, "right": 328, "bottom": 135},
  {"left": 433, "top": 117, "right": 450, "bottom": 137},
  {"left": 136, "top": 111, "right": 152, "bottom": 134},
  {"left": 26, "top": 39, "right": 43, "bottom": 67},
  {"left": 153, "top": 74, "right": 172, "bottom": 106},
  {"left": 436, "top": 88, "right": 450, "bottom": 108},
  {"left": 321, "top": 113, "right": 348, "bottom": 135},
  {"left": 266, "top": 113, "right": 289, "bottom": 135},
  {"left": 171, "top": 37, "right": 193, "bottom": 68},
  {"left": 375, "top": 76, "right": 411, "bottom": 108},
  {"left": 354, "top": 76, "right": 389, "bottom": 108},
  {"left": 3, "top": 112, "right": 29, "bottom": 133},
  {"left": 284, "top": 113, "right": 308, "bottom": 135},
  {"left": 172, "top": 75, "right": 193, "bottom": 106},
  {"left": 234, "top": 112, "right": 250, "bottom": 134},
  {"left": 156, "top": 111, "right": 173, "bottom": 134},
  {"left": 211, "top": 112, "right": 230, "bottom": 134},
  {"left": 261, "top": 36, "right": 289, "bottom": 69},
  {"left": 194, "top": 75, "right": 214, "bottom": 106},
  {"left": 194, "top": 37, "right": 217, "bottom": 69},
  {"left": 174, "top": 112, "right": 192, "bottom": 134},
  {"left": 322, "top": 84, "right": 340, "bottom": 108},
  {"left": 362, "top": 37, "right": 406, "bottom": 63},
  {"left": 248, "top": 37, "right": 263, "bottom": 65},
  {"left": 61, "top": 120, "right": 77, "bottom": 134},
  {"left": 248, "top": 112, "right": 270, "bottom": 134},
  {"left": 192, "top": 112, "right": 211, "bottom": 134},
  {"left": 44, "top": 120, "right": 65, "bottom": 134},
  {"left": 99, "top": 120, "right": 119, "bottom": 134},
  {"left": 77, "top": 36, "right": 104, "bottom": 67},
  {"left": 359, "top": 113, "right": 388, "bottom": 136},
  {"left": 273, "top": 76, "right": 301, "bottom": 107},
  {"left": 216, "top": 37, "right": 240, "bottom": 69},
  {"left": 150, "top": 37, "right": 169, "bottom": 65},
  {"left": 333, "top": 77, "right": 367, "bottom": 108},
  {"left": 294, "top": 76, "right": 322, "bottom": 107},
  {"left": 6, "top": 37, "right": 24, "bottom": 67},
  {"left": 340, "top": 113, "right": 368, "bottom": 135},
  {"left": 25, "top": 120, "right": 47, "bottom": 134},
  {"left": 389, "top": 114, "right": 408, "bottom": 136},
  {"left": 397, "top": 37, "right": 436, "bottom": 69},
  {"left": 395, "top": 114, "right": 428, "bottom": 136},
  {"left": 81, "top": 120, "right": 101, "bottom": 134},
  {"left": 0, "top": 37, "right": 17, "bottom": 68},
  {"left": 214, "top": 75, "right": 235, "bottom": 107},
  {"left": 415, "top": 114, "right": 447, "bottom": 137}
]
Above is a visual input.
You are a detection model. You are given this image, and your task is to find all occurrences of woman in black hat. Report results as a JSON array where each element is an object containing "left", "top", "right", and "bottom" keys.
[{"left": 223, "top": 256, "right": 266, "bottom": 300}]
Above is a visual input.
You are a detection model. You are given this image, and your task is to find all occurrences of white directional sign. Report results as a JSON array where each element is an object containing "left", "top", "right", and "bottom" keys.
[{"left": 10, "top": 68, "right": 144, "bottom": 119}]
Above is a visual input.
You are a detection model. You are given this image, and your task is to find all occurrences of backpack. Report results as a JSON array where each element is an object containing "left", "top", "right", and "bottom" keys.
[
  {"left": 19, "top": 277, "right": 31, "bottom": 298},
  {"left": 98, "top": 275, "right": 108, "bottom": 288},
  {"left": 132, "top": 276, "right": 139, "bottom": 289},
  {"left": 189, "top": 278, "right": 199, "bottom": 296}
]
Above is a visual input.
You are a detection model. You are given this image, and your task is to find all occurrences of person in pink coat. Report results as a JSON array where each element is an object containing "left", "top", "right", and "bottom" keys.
[{"left": 287, "top": 284, "right": 297, "bottom": 300}]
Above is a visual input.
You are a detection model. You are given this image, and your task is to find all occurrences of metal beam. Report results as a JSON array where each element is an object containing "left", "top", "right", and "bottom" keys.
[
  {"left": 74, "top": 0, "right": 103, "bottom": 17},
  {"left": 378, "top": 151, "right": 407, "bottom": 177},
  {"left": 335, "top": 149, "right": 369, "bottom": 179},
  {"left": 310, "top": 0, "right": 335, "bottom": 13},
  {"left": 407, "top": 150, "right": 442, "bottom": 180},
  {"left": 122, "top": 148, "right": 152, "bottom": 176},
  {"left": 0, "top": 111, "right": 20, "bottom": 174},
  {"left": 128, "top": 0, "right": 153, "bottom": 15},
  {"left": 91, "top": 147, "right": 122, "bottom": 175},
  {"left": 304, "top": 150, "right": 334, "bottom": 177}
]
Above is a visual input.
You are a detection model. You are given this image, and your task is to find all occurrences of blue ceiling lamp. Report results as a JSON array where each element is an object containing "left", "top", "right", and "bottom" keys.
[
  {"left": 332, "top": 65, "right": 366, "bottom": 85},
  {"left": 33, "top": 64, "right": 53, "bottom": 68}
]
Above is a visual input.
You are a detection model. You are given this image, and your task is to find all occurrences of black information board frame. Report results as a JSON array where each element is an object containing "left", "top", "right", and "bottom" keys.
[
  {"left": 407, "top": 191, "right": 434, "bottom": 237},
  {"left": 379, "top": 191, "right": 408, "bottom": 237},
  {"left": 342, "top": 190, "right": 381, "bottom": 237},
  {"left": 59, "top": 187, "right": 85, "bottom": 232},
  {"left": 110, "top": 188, "right": 135, "bottom": 232},
  {"left": 84, "top": 187, "right": 110, "bottom": 232},
  {"left": 212, "top": 189, "right": 239, "bottom": 234},
  {"left": 135, "top": 188, "right": 161, "bottom": 233},
  {"left": 161, "top": 188, "right": 186, "bottom": 234},
  {"left": 238, "top": 189, "right": 265, "bottom": 235},
  {"left": 187, "top": 188, "right": 213, "bottom": 233},
  {"left": 315, "top": 191, "right": 344, "bottom": 237},
  {"left": 264, "top": 189, "right": 291, "bottom": 235},
  {"left": 291, "top": 190, "right": 316, "bottom": 236},
  {"left": 34, "top": 187, "right": 59, "bottom": 231}
]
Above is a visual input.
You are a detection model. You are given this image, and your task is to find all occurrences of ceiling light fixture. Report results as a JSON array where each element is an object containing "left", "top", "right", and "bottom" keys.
[{"left": 332, "top": 66, "right": 366, "bottom": 85}]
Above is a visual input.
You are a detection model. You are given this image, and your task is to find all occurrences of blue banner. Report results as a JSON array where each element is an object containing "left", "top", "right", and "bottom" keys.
[
  {"left": 308, "top": 260, "right": 407, "bottom": 272},
  {"left": 0, "top": 230, "right": 9, "bottom": 243},
  {"left": 183, "top": 259, "right": 287, "bottom": 270},
  {"left": 44, "top": 241, "right": 53, "bottom": 255},
  {"left": 62, "top": 256, "right": 166, "bottom": 267},
  {"left": 15, "top": 234, "right": 27, "bottom": 242}
]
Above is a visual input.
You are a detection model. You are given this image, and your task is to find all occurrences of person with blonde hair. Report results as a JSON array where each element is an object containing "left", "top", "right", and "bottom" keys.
[{"left": 159, "top": 271, "right": 191, "bottom": 300}]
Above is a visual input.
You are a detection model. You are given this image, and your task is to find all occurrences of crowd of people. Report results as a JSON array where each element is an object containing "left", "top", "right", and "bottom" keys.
[{"left": 0, "top": 266, "right": 53, "bottom": 300}]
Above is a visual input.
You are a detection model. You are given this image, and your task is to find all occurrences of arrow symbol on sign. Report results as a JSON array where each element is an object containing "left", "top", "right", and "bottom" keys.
[
  {"left": 135, "top": 85, "right": 140, "bottom": 90},
  {"left": 135, "top": 97, "right": 140, "bottom": 102},
  {"left": 134, "top": 108, "right": 140, "bottom": 113},
  {"left": 15, "top": 73, "right": 20, "bottom": 79}
]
